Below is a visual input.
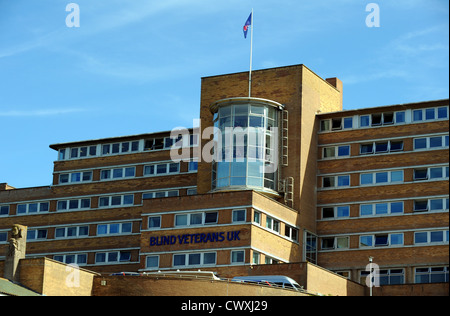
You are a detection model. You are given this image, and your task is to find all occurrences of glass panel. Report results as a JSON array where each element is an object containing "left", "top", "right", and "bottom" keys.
[
  {"left": 173, "top": 254, "right": 186, "bottom": 266},
  {"left": 204, "top": 212, "right": 218, "bottom": 224},
  {"left": 188, "top": 254, "right": 201, "bottom": 265},
  {"left": 175, "top": 214, "right": 188, "bottom": 226},
  {"left": 203, "top": 253, "right": 216, "bottom": 265},
  {"left": 360, "top": 204, "right": 373, "bottom": 216},
  {"left": 361, "top": 173, "right": 373, "bottom": 185},
  {"left": 430, "top": 137, "right": 443, "bottom": 148},
  {"left": 391, "top": 202, "right": 404, "bottom": 213},
  {"left": 149, "top": 217, "right": 161, "bottom": 228},
  {"left": 375, "top": 203, "right": 388, "bottom": 215},
  {"left": 414, "top": 232, "right": 428, "bottom": 243},
  {"left": 190, "top": 213, "right": 203, "bottom": 225},
  {"left": 375, "top": 172, "right": 388, "bottom": 183},
  {"left": 337, "top": 206, "right": 349, "bottom": 217}
]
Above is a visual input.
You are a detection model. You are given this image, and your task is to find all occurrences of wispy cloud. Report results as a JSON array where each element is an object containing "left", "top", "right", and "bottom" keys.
[{"left": 0, "top": 108, "right": 87, "bottom": 117}]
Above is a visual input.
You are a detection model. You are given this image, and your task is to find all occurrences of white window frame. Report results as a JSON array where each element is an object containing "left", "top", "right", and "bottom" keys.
[
  {"left": 59, "top": 171, "right": 93, "bottom": 184},
  {"left": 143, "top": 162, "right": 180, "bottom": 177},
  {"left": 100, "top": 167, "right": 136, "bottom": 181},
  {"left": 16, "top": 202, "right": 50, "bottom": 215},
  {"left": 360, "top": 201, "right": 404, "bottom": 217},
  {"left": 322, "top": 206, "right": 350, "bottom": 219},
  {"left": 146, "top": 255, "right": 160, "bottom": 270},
  {"left": 98, "top": 194, "right": 134, "bottom": 208},
  {"left": 231, "top": 250, "right": 245, "bottom": 264},
  {"left": 55, "top": 226, "right": 89, "bottom": 239},
  {"left": 360, "top": 233, "right": 404, "bottom": 248},
  {"left": 172, "top": 252, "right": 217, "bottom": 268},
  {"left": 97, "top": 222, "right": 132, "bottom": 236},
  {"left": 360, "top": 170, "right": 404, "bottom": 186}
]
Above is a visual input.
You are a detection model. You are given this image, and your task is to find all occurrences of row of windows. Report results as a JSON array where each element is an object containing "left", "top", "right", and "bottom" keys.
[
  {"left": 321, "top": 134, "right": 448, "bottom": 159},
  {"left": 321, "top": 229, "right": 449, "bottom": 250},
  {"left": 357, "top": 266, "right": 449, "bottom": 285},
  {"left": 57, "top": 160, "right": 198, "bottom": 185},
  {"left": 321, "top": 197, "right": 449, "bottom": 219},
  {"left": 320, "top": 106, "right": 449, "bottom": 132},
  {"left": 9, "top": 221, "right": 136, "bottom": 242},
  {"left": 146, "top": 250, "right": 246, "bottom": 270},
  {"left": 147, "top": 210, "right": 299, "bottom": 242},
  {"left": 53, "top": 250, "right": 132, "bottom": 266},
  {"left": 322, "top": 166, "right": 449, "bottom": 189},
  {"left": 58, "top": 134, "right": 199, "bottom": 161},
  {"left": 0, "top": 188, "right": 195, "bottom": 217}
]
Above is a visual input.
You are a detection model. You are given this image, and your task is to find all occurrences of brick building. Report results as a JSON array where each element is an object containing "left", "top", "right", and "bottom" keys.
[{"left": 1, "top": 64, "right": 448, "bottom": 295}]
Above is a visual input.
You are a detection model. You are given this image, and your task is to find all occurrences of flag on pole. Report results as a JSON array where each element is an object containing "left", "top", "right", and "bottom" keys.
[{"left": 243, "top": 12, "right": 252, "bottom": 38}]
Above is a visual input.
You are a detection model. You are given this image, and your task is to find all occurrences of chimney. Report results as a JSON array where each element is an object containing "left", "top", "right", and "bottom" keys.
[{"left": 0, "top": 183, "right": 15, "bottom": 191}]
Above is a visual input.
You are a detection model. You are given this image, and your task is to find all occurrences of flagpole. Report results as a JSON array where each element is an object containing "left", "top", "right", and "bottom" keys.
[{"left": 248, "top": 8, "right": 253, "bottom": 98}]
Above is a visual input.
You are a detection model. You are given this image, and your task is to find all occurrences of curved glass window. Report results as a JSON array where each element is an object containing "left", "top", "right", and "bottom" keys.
[{"left": 211, "top": 100, "right": 280, "bottom": 194}]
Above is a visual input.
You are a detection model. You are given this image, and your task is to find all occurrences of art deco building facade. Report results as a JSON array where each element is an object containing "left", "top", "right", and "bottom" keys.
[{"left": 1, "top": 64, "right": 448, "bottom": 295}]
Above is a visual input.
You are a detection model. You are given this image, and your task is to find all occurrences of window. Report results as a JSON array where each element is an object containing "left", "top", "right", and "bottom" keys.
[
  {"left": 175, "top": 211, "right": 218, "bottom": 227},
  {"left": 188, "top": 160, "right": 198, "bottom": 172},
  {"left": 414, "top": 135, "right": 449, "bottom": 150},
  {"left": 320, "top": 117, "right": 353, "bottom": 132},
  {"left": 415, "top": 267, "right": 449, "bottom": 284},
  {"left": 232, "top": 209, "right": 246, "bottom": 223},
  {"left": 95, "top": 251, "right": 131, "bottom": 264},
  {"left": 97, "top": 223, "right": 132, "bottom": 236},
  {"left": 360, "top": 111, "right": 405, "bottom": 127},
  {"left": 266, "top": 216, "right": 280, "bottom": 233},
  {"left": 322, "top": 206, "right": 350, "bottom": 219},
  {"left": 54, "top": 254, "right": 88, "bottom": 265},
  {"left": 67, "top": 145, "right": 98, "bottom": 159},
  {"left": 414, "top": 107, "right": 449, "bottom": 122},
  {"left": 143, "top": 190, "right": 179, "bottom": 200},
  {"left": 285, "top": 225, "right": 299, "bottom": 242},
  {"left": 148, "top": 216, "right": 161, "bottom": 229},
  {"left": 55, "top": 226, "right": 89, "bottom": 239},
  {"left": 59, "top": 171, "right": 92, "bottom": 184},
  {"left": 144, "top": 162, "right": 180, "bottom": 176},
  {"left": 305, "top": 232, "right": 317, "bottom": 264},
  {"left": 414, "top": 166, "right": 449, "bottom": 181},
  {"left": 231, "top": 250, "right": 245, "bottom": 264},
  {"left": 102, "top": 141, "right": 139, "bottom": 156},
  {"left": 360, "top": 140, "right": 403, "bottom": 155},
  {"left": 360, "top": 233, "right": 404, "bottom": 248},
  {"left": 146, "top": 256, "right": 159, "bottom": 270},
  {"left": 99, "top": 195, "right": 134, "bottom": 208},
  {"left": 16, "top": 202, "right": 49, "bottom": 215},
  {"left": 323, "top": 175, "right": 350, "bottom": 188},
  {"left": 27, "top": 229, "right": 48, "bottom": 241},
  {"left": 414, "top": 230, "right": 449, "bottom": 245},
  {"left": 0, "top": 232, "right": 8, "bottom": 243},
  {"left": 360, "top": 170, "right": 403, "bottom": 185},
  {"left": 378, "top": 269, "right": 405, "bottom": 285},
  {"left": 360, "top": 201, "right": 404, "bottom": 216},
  {"left": 101, "top": 167, "right": 135, "bottom": 180},
  {"left": 57, "top": 198, "right": 91, "bottom": 211},
  {"left": 323, "top": 145, "right": 350, "bottom": 159},
  {"left": 173, "top": 252, "right": 217, "bottom": 267},
  {"left": 0, "top": 205, "right": 10, "bottom": 216},
  {"left": 253, "top": 211, "right": 261, "bottom": 225},
  {"left": 252, "top": 252, "right": 261, "bottom": 264},
  {"left": 322, "top": 237, "right": 349, "bottom": 250}
]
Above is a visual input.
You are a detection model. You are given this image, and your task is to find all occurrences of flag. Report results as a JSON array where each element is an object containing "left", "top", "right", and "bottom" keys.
[{"left": 243, "top": 12, "right": 252, "bottom": 39}]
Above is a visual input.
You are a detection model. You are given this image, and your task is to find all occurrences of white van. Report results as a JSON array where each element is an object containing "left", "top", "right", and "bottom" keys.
[{"left": 231, "top": 275, "right": 302, "bottom": 291}]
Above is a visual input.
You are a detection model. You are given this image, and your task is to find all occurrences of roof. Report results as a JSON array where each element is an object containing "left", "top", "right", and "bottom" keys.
[
  {"left": 49, "top": 127, "right": 194, "bottom": 151},
  {"left": 317, "top": 98, "right": 449, "bottom": 118},
  {"left": 0, "top": 278, "right": 41, "bottom": 296}
]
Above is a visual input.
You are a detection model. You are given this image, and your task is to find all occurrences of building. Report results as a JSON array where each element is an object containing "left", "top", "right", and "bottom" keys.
[{"left": 1, "top": 64, "right": 448, "bottom": 296}]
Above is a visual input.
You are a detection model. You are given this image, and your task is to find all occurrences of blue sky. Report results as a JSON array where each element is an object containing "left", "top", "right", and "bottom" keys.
[{"left": 0, "top": 0, "right": 448, "bottom": 189}]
